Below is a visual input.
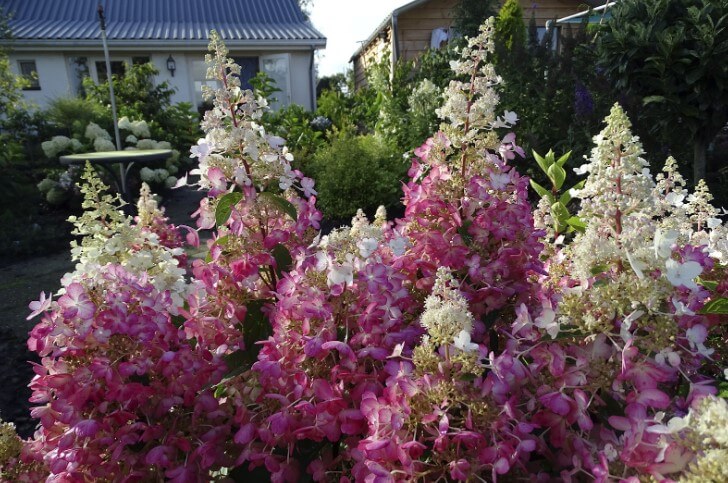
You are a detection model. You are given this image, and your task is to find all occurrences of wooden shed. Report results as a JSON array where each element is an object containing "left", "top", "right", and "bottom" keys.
[{"left": 350, "top": 0, "right": 606, "bottom": 90}]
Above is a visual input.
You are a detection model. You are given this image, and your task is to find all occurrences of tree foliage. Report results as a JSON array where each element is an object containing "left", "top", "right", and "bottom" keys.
[
  {"left": 0, "top": 7, "right": 28, "bottom": 119},
  {"left": 495, "top": 0, "right": 526, "bottom": 51},
  {"left": 452, "top": 0, "right": 497, "bottom": 38},
  {"left": 596, "top": 0, "right": 728, "bottom": 181}
]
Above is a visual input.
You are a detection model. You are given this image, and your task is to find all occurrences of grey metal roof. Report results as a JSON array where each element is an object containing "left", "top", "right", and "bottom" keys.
[{"left": 1, "top": 0, "right": 325, "bottom": 45}]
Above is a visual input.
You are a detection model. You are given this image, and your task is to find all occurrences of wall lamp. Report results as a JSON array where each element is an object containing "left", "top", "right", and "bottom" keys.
[{"left": 166, "top": 55, "right": 176, "bottom": 77}]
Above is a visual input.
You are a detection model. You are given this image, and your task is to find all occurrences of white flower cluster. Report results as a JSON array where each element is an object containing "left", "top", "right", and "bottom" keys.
[
  {"left": 649, "top": 396, "right": 728, "bottom": 481},
  {"left": 118, "top": 116, "right": 151, "bottom": 138},
  {"left": 135, "top": 138, "right": 171, "bottom": 150},
  {"left": 41, "top": 135, "right": 83, "bottom": 158},
  {"left": 688, "top": 396, "right": 728, "bottom": 449},
  {"left": 575, "top": 104, "right": 655, "bottom": 226},
  {"left": 66, "top": 165, "right": 189, "bottom": 307},
  {"left": 85, "top": 122, "right": 112, "bottom": 142},
  {"left": 567, "top": 104, "right": 723, "bottom": 291},
  {"left": 408, "top": 78, "right": 441, "bottom": 118},
  {"left": 313, "top": 208, "right": 389, "bottom": 288},
  {"left": 140, "top": 167, "right": 171, "bottom": 184},
  {"left": 436, "top": 18, "right": 509, "bottom": 147},
  {"left": 187, "top": 31, "right": 316, "bottom": 200},
  {"left": 420, "top": 267, "right": 478, "bottom": 352},
  {"left": 93, "top": 137, "right": 115, "bottom": 152}
]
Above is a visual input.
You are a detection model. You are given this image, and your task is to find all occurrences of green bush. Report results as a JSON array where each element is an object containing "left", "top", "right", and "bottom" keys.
[
  {"left": 308, "top": 134, "right": 407, "bottom": 220},
  {"left": 495, "top": 0, "right": 526, "bottom": 51},
  {"left": 82, "top": 62, "right": 200, "bottom": 154},
  {"left": 45, "top": 97, "right": 111, "bottom": 138},
  {"left": 262, "top": 103, "right": 324, "bottom": 167}
]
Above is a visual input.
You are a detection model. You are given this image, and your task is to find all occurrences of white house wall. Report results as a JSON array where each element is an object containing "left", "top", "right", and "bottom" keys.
[
  {"left": 9, "top": 53, "right": 73, "bottom": 109},
  {"left": 12, "top": 49, "right": 316, "bottom": 112}
]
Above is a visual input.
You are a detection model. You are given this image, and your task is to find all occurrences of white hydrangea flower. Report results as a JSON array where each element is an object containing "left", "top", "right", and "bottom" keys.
[
  {"left": 453, "top": 330, "right": 479, "bottom": 352},
  {"left": 357, "top": 238, "right": 378, "bottom": 259},
  {"left": 41, "top": 136, "right": 73, "bottom": 158},
  {"left": 420, "top": 268, "right": 475, "bottom": 347},
  {"left": 93, "top": 138, "right": 115, "bottom": 152},
  {"left": 327, "top": 256, "right": 354, "bottom": 287},
  {"left": 85, "top": 122, "right": 112, "bottom": 141},
  {"left": 654, "top": 229, "right": 679, "bottom": 259},
  {"left": 665, "top": 259, "right": 701, "bottom": 290}
]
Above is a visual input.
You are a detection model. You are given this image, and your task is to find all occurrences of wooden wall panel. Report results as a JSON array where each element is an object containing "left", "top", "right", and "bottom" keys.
[{"left": 351, "top": 0, "right": 590, "bottom": 89}]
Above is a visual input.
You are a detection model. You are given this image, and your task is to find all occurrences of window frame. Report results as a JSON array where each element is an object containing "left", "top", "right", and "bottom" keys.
[{"left": 18, "top": 60, "right": 41, "bottom": 90}]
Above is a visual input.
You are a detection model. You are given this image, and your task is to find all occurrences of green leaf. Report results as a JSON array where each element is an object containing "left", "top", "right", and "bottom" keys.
[
  {"left": 547, "top": 163, "right": 567, "bottom": 190},
  {"left": 570, "top": 180, "right": 586, "bottom": 191},
  {"left": 220, "top": 349, "right": 249, "bottom": 382},
  {"left": 457, "top": 220, "right": 473, "bottom": 245},
  {"left": 243, "top": 299, "right": 272, "bottom": 361},
  {"left": 643, "top": 95, "right": 667, "bottom": 105},
  {"left": 212, "top": 300, "right": 273, "bottom": 397},
  {"left": 529, "top": 180, "right": 550, "bottom": 199},
  {"left": 271, "top": 244, "right": 293, "bottom": 279},
  {"left": 551, "top": 201, "right": 570, "bottom": 223},
  {"left": 555, "top": 151, "right": 572, "bottom": 168},
  {"left": 566, "top": 216, "right": 587, "bottom": 232},
  {"left": 215, "top": 192, "right": 243, "bottom": 227},
  {"left": 258, "top": 191, "right": 298, "bottom": 221},
  {"left": 718, "top": 381, "right": 728, "bottom": 399},
  {"left": 590, "top": 264, "right": 610, "bottom": 275},
  {"left": 699, "top": 297, "right": 728, "bottom": 315},
  {"left": 532, "top": 150, "right": 551, "bottom": 174},
  {"left": 698, "top": 278, "right": 719, "bottom": 291},
  {"left": 171, "top": 314, "right": 186, "bottom": 328},
  {"left": 559, "top": 190, "right": 572, "bottom": 206}
]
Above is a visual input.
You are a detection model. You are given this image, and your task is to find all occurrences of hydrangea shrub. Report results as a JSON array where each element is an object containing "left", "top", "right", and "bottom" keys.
[{"left": 1, "top": 20, "right": 727, "bottom": 482}]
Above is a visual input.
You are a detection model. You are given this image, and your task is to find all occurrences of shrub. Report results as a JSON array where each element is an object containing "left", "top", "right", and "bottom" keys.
[
  {"left": 44, "top": 97, "right": 111, "bottom": 139},
  {"left": 262, "top": 103, "right": 325, "bottom": 167},
  {"left": 4, "top": 20, "right": 727, "bottom": 483},
  {"left": 308, "top": 133, "right": 406, "bottom": 220},
  {"left": 82, "top": 62, "right": 200, "bottom": 154}
]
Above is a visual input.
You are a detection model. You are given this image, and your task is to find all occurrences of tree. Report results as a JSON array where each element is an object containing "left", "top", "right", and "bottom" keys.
[
  {"left": 0, "top": 7, "right": 29, "bottom": 118},
  {"left": 452, "top": 0, "right": 497, "bottom": 39},
  {"left": 495, "top": 0, "right": 526, "bottom": 52},
  {"left": 596, "top": 0, "right": 728, "bottom": 182}
]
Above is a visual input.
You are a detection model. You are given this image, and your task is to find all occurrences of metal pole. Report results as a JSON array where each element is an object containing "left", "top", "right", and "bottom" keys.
[{"left": 97, "top": 3, "right": 125, "bottom": 195}]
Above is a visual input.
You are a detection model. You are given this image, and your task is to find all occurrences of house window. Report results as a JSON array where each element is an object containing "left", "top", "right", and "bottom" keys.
[
  {"left": 132, "top": 56, "right": 150, "bottom": 66},
  {"left": 191, "top": 57, "right": 260, "bottom": 112},
  {"left": 18, "top": 60, "right": 40, "bottom": 90},
  {"left": 232, "top": 57, "right": 260, "bottom": 90},
  {"left": 191, "top": 60, "right": 221, "bottom": 112},
  {"left": 537, "top": 27, "right": 559, "bottom": 49},
  {"left": 95, "top": 61, "right": 125, "bottom": 83},
  {"left": 68, "top": 56, "right": 89, "bottom": 96},
  {"left": 260, "top": 54, "right": 290, "bottom": 109}
]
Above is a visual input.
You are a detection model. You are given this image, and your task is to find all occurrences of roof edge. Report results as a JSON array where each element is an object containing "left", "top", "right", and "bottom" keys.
[
  {"left": 349, "top": 0, "right": 433, "bottom": 62},
  {"left": 2, "top": 38, "right": 326, "bottom": 51}
]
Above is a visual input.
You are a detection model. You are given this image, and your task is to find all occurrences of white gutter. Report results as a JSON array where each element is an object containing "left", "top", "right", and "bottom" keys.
[{"left": 555, "top": 1, "right": 617, "bottom": 24}]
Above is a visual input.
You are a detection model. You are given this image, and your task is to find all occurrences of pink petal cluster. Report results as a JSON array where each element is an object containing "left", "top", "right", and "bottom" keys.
[{"left": 24, "top": 265, "right": 231, "bottom": 481}]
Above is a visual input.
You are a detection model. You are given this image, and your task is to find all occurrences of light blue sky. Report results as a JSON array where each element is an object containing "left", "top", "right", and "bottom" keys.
[{"left": 310, "top": 0, "right": 411, "bottom": 77}]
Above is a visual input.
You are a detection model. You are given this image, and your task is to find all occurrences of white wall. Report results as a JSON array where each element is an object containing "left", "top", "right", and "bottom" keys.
[
  {"left": 10, "top": 53, "right": 73, "bottom": 110},
  {"left": 12, "top": 48, "right": 317, "bottom": 112},
  {"left": 150, "top": 52, "right": 194, "bottom": 106}
]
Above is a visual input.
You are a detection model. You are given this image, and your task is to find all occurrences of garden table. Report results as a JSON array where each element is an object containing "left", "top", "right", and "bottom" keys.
[{"left": 60, "top": 149, "right": 172, "bottom": 200}]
